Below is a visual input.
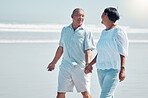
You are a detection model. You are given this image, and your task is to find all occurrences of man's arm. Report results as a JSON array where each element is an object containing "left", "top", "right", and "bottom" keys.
[
  {"left": 119, "top": 54, "right": 126, "bottom": 82},
  {"left": 84, "top": 54, "right": 97, "bottom": 74},
  {"left": 85, "top": 49, "right": 92, "bottom": 65},
  {"left": 47, "top": 46, "right": 63, "bottom": 71}
]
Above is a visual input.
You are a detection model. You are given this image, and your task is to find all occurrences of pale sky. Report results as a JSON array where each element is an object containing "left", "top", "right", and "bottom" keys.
[{"left": 0, "top": 0, "right": 148, "bottom": 28}]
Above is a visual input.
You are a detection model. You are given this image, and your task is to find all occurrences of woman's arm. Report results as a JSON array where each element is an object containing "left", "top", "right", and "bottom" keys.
[
  {"left": 84, "top": 54, "right": 97, "bottom": 74},
  {"left": 119, "top": 54, "right": 126, "bottom": 82}
]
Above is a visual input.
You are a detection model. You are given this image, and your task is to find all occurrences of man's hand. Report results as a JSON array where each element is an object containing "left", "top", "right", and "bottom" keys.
[
  {"left": 47, "top": 46, "right": 63, "bottom": 71},
  {"left": 119, "top": 68, "right": 126, "bottom": 82},
  {"left": 84, "top": 65, "right": 93, "bottom": 74},
  {"left": 47, "top": 62, "right": 55, "bottom": 71}
]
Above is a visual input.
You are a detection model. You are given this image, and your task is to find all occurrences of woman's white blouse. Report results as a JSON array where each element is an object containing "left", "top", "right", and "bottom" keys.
[{"left": 96, "top": 26, "right": 129, "bottom": 70}]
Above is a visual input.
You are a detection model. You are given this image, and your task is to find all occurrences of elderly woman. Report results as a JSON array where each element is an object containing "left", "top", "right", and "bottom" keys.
[{"left": 85, "top": 7, "right": 129, "bottom": 98}]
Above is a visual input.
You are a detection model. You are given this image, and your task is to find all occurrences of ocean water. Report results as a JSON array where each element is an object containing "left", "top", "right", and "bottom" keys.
[{"left": 0, "top": 24, "right": 148, "bottom": 98}]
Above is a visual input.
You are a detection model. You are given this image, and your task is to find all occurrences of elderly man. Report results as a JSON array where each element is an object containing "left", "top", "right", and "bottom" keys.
[{"left": 47, "top": 8, "right": 95, "bottom": 98}]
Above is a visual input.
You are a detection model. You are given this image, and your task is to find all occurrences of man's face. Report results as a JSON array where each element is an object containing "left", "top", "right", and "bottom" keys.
[{"left": 72, "top": 9, "right": 84, "bottom": 26}]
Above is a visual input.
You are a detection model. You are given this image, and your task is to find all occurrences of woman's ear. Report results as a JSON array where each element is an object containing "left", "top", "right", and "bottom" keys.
[{"left": 105, "top": 13, "right": 108, "bottom": 16}]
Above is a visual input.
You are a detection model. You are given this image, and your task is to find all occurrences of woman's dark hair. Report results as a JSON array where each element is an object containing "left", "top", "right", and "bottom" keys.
[{"left": 104, "top": 7, "right": 120, "bottom": 23}]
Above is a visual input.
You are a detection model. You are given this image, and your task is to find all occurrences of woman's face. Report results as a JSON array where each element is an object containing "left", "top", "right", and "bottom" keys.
[{"left": 101, "top": 12, "right": 108, "bottom": 24}]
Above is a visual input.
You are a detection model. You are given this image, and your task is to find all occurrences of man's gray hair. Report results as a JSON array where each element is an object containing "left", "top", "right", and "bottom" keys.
[{"left": 72, "top": 8, "right": 84, "bottom": 15}]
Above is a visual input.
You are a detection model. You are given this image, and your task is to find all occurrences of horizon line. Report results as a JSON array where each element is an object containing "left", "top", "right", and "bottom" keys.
[{"left": 0, "top": 39, "right": 148, "bottom": 44}]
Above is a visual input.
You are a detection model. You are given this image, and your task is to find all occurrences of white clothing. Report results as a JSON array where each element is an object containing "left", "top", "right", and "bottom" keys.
[
  {"left": 96, "top": 25, "right": 129, "bottom": 70},
  {"left": 57, "top": 65, "right": 91, "bottom": 94},
  {"left": 57, "top": 23, "right": 95, "bottom": 94}
]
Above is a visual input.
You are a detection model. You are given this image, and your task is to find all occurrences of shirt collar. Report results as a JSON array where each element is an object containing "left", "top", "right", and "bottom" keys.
[{"left": 69, "top": 23, "right": 85, "bottom": 30}]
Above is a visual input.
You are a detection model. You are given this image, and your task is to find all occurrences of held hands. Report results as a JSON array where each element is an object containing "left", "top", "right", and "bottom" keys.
[
  {"left": 84, "top": 64, "right": 93, "bottom": 74},
  {"left": 47, "top": 62, "right": 55, "bottom": 71}
]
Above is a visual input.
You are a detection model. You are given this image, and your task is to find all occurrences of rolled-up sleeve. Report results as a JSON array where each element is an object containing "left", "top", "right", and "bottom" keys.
[
  {"left": 115, "top": 29, "right": 129, "bottom": 56},
  {"left": 59, "top": 27, "right": 65, "bottom": 47},
  {"left": 84, "top": 31, "right": 95, "bottom": 50}
]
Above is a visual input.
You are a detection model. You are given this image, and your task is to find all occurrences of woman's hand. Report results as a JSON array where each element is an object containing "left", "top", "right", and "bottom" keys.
[
  {"left": 84, "top": 65, "right": 93, "bottom": 74},
  {"left": 47, "top": 62, "right": 56, "bottom": 71},
  {"left": 119, "top": 68, "right": 126, "bottom": 82}
]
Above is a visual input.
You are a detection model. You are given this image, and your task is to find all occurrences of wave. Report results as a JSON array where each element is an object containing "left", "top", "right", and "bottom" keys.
[
  {"left": 0, "top": 39, "right": 148, "bottom": 43},
  {"left": 0, "top": 23, "right": 148, "bottom": 33},
  {"left": 0, "top": 39, "right": 59, "bottom": 43},
  {"left": 0, "top": 23, "right": 63, "bottom": 32}
]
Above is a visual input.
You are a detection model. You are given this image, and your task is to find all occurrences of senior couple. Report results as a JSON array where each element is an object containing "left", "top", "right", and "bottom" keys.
[{"left": 47, "top": 7, "right": 129, "bottom": 98}]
